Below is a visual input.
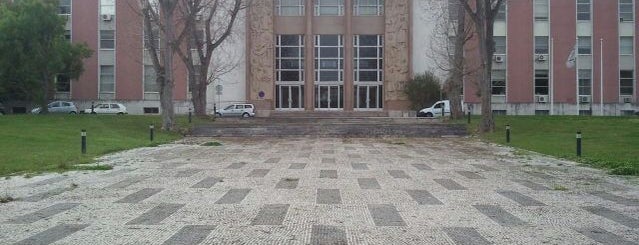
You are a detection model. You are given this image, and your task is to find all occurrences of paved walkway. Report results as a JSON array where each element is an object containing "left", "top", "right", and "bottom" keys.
[{"left": 1, "top": 137, "right": 638, "bottom": 244}]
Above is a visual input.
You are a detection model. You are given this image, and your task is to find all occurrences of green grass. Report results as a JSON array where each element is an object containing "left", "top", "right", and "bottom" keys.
[
  {"left": 0, "top": 114, "right": 206, "bottom": 176},
  {"left": 463, "top": 116, "right": 639, "bottom": 176}
]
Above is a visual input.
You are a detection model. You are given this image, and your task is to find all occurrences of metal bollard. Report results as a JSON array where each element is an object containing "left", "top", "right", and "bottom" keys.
[
  {"left": 188, "top": 108, "right": 192, "bottom": 123},
  {"left": 467, "top": 111, "right": 471, "bottom": 124},
  {"left": 576, "top": 131, "right": 582, "bottom": 157},
  {"left": 81, "top": 129, "right": 87, "bottom": 154},
  {"left": 149, "top": 125, "right": 154, "bottom": 142},
  {"left": 506, "top": 125, "right": 511, "bottom": 143}
]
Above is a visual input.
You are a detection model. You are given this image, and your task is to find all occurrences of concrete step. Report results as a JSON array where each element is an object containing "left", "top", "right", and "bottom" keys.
[
  {"left": 213, "top": 117, "right": 441, "bottom": 125},
  {"left": 270, "top": 111, "right": 388, "bottom": 118}
]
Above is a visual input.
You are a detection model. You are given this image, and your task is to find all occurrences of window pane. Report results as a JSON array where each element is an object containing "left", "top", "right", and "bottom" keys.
[{"left": 620, "top": 37, "right": 633, "bottom": 55}]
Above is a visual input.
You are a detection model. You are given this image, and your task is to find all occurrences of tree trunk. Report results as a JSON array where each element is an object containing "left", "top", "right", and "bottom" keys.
[
  {"left": 478, "top": 2, "right": 495, "bottom": 133},
  {"left": 39, "top": 73, "right": 50, "bottom": 114},
  {"left": 159, "top": 3, "right": 176, "bottom": 130},
  {"left": 191, "top": 74, "right": 208, "bottom": 116},
  {"left": 449, "top": 2, "right": 466, "bottom": 120}
]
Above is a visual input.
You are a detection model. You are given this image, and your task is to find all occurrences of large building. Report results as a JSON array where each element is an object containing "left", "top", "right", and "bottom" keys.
[{"left": 45, "top": 0, "right": 639, "bottom": 116}]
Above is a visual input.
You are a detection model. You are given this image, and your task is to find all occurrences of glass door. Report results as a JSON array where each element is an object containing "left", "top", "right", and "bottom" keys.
[
  {"left": 316, "top": 85, "right": 343, "bottom": 110},
  {"left": 355, "top": 85, "right": 383, "bottom": 109},
  {"left": 276, "top": 85, "right": 304, "bottom": 110}
]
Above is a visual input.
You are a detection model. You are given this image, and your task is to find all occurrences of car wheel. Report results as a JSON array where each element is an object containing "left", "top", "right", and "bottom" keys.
[
  {"left": 242, "top": 113, "right": 250, "bottom": 118},
  {"left": 425, "top": 112, "right": 433, "bottom": 117},
  {"left": 117, "top": 112, "right": 124, "bottom": 115},
  {"left": 91, "top": 112, "right": 97, "bottom": 115},
  {"left": 215, "top": 113, "right": 222, "bottom": 117},
  {"left": 69, "top": 111, "right": 77, "bottom": 114}
]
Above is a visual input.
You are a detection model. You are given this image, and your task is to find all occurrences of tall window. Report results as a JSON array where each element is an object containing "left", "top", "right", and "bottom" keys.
[
  {"left": 144, "top": 65, "right": 159, "bottom": 93},
  {"left": 494, "top": 36, "right": 506, "bottom": 55},
  {"left": 620, "top": 0, "right": 634, "bottom": 22},
  {"left": 535, "top": 36, "right": 549, "bottom": 54},
  {"left": 534, "top": 70, "right": 549, "bottom": 95},
  {"left": 100, "top": 0, "right": 115, "bottom": 15},
  {"left": 491, "top": 70, "right": 506, "bottom": 95},
  {"left": 534, "top": 0, "right": 549, "bottom": 21},
  {"left": 100, "top": 65, "right": 115, "bottom": 93},
  {"left": 620, "top": 36, "right": 634, "bottom": 55},
  {"left": 100, "top": 30, "right": 115, "bottom": 49},
  {"left": 315, "top": 35, "right": 344, "bottom": 83},
  {"left": 354, "top": 0, "right": 384, "bottom": 16},
  {"left": 55, "top": 74, "right": 71, "bottom": 92},
  {"left": 495, "top": 3, "right": 506, "bottom": 21},
  {"left": 578, "top": 36, "right": 591, "bottom": 55},
  {"left": 276, "top": 0, "right": 305, "bottom": 16},
  {"left": 315, "top": 0, "right": 344, "bottom": 16},
  {"left": 620, "top": 70, "right": 634, "bottom": 95},
  {"left": 276, "top": 35, "right": 305, "bottom": 83},
  {"left": 58, "top": 0, "right": 71, "bottom": 15},
  {"left": 354, "top": 35, "right": 383, "bottom": 83},
  {"left": 578, "top": 69, "right": 592, "bottom": 96},
  {"left": 577, "top": 0, "right": 591, "bottom": 21}
]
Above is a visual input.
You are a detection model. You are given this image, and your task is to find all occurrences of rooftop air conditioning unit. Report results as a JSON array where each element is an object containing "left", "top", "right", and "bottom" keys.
[
  {"left": 536, "top": 95, "right": 548, "bottom": 103},
  {"left": 494, "top": 55, "right": 504, "bottom": 63},
  {"left": 623, "top": 97, "right": 632, "bottom": 104},
  {"left": 101, "top": 14, "right": 113, "bottom": 21},
  {"left": 537, "top": 54, "right": 547, "bottom": 61},
  {"left": 580, "top": 95, "right": 591, "bottom": 103}
]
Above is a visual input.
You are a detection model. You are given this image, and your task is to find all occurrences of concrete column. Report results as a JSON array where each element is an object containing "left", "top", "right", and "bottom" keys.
[
  {"left": 344, "top": 0, "right": 354, "bottom": 111},
  {"left": 304, "top": 0, "right": 315, "bottom": 111}
]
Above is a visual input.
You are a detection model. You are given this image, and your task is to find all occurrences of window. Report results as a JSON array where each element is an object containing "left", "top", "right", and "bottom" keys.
[
  {"left": 100, "top": 0, "right": 115, "bottom": 15},
  {"left": 100, "top": 65, "right": 115, "bottom": 93},
  {"left": 620, "top": 70, "right": 634, "bottom": 95},
  {"left": 276, "top": 35, "right": 305, "bottom": 83},
  {"left": 143, "top": 107, "right": 159, "bottom": 114},
  {"left": 144, "top": 23, "right": 160, "bottom": 50},
  {"left": 354, "top": 35, "right": 383, "bottom": 83},
  {"left": 496, "top": 3, "right": 506, "bottom": 21},
  {"left": 494, "top": 36, "right": 506, "bottom": 55},
  {"left": 100, "top": 30, "right": 115, "bottom": 49},
  {"left": 620, "top": 0, "right": 634, "bottom": 22},
  {"left": 491, "top": 70, "right": 506, "bottom": 95},
  {"left": 276, "top": 0, "right": 305, "bottom": 16},
  {"left": 111, "top": 104, "right": 120, "bottom": 109},
  {"left": 144, "top": 65, "right": 159, "bottom": 93},
  {"left": 577, "top": 0, "right": 591, "bottom": 21},
  {"left": 315, "top": 35, "right": 344, "bottom": 83},
  {"left": 58, "top": 0, "right": 71, "bottom": 15},
  {"left": 620, "top": 36, "right": 634, "bottom": 55},
  {"left": 534, "top": 0, "right": 549, "bottom": 21},
  {"left": 315, "top": 0, "right": 344, "bottom": 16},
  {"left": 578, "top": 36, "right": 591, "bottom": 54},
  {"left": 64, "top": 30, "right": 71, "bottom": 41},
  {"left": 578, "top": 69, "right": 591, "bottom": 96},
  {"left": 535, "top": 36, "right": 549, "bottom": 54},
  {"left": 55, "top": 74, "right": 71, "bottom": 92},
  {"left": 534, "top": 70, "right": 549, "bottom": 95},
  {"left": 354, "top": 0, "right": 384, "bottom": 16}
]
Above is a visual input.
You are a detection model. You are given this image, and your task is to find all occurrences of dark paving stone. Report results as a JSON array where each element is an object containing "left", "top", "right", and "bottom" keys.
[
  {"left": 190, "top": 177, "right": 222, "bottom": 188},
  {"left": 368, "top": 150, "right": 381, "bottom": 154},
  {"left": 162, "top": 225, "right": 216, "bottom": 245},
  {"left": 126, "top": 203, "right": 185, "bottom": 225},
  {"left": 497, "top": 191, "right": 546, "bottom": 206},
  {"left": 9, "top": 203, "right": 80, "bottom": 224},
  {"left": 101, "top": 169, "right": 133, "bottom": 177},
  {"left": 161, "top": 162, "right": 188, "bottom": 169},
  {"left": 582, "top": 206, "right": 639, "bottom": 228},
  {"left": 247, "top": 169, "right": 271, "bottom": 178},
  {"left": 398, "top": 154, "right": 412, "bottom": 159},
  {"left": 226, "top": 162, "right": 247, "bottom": 169},
  {"left": 434, "top": 179, "right": 467, "bottom": 190},
  {"left": 348, "top": 154, "right": 361, "bottom": 158},
  {"left": 297, "top": 153, "right": 311, "bottom": 158},
  {"left": 358, "top": 178, "right": 381, "bottom": 189},
  {"left": 21, "top": 187, "right": 70, "bottom": 202},
  {"left": 310, "top": 225, "right": 347, "bottom": 245},
  {"left": 323, "top": 150, "right": 335, "bottom": 154},
  {"left": 14, "top": 224, "right": 89, "bottom": 245},
  {"left": 107, "top": 176, "right": 148, "bottom": 188},
  {"left": 215, "top": 189, "right": 251, "bottom": 204},
  {"left": 575, "top": 227, "right": 637, "bottom": 245},
  {"left": 412, "top": 163, "right": 433, "bottom": 171},
  {"left": 116, "top": 188, "right": 164, "bottom": 204},
  {"left": 320, "top": 170, "right": 338, "bottom": 179},
  {"left": 527, "top": 171, "right": 555, "bottom": 179},
  {"left": 351, "top": 163, "right": 369, "bottom": 170},
  {"left": 388, "top": 170, "right": 410, "bottom": 179},
  {"left": 322, "top": 158, "right": 336, "bottom": 164},
  {"left": 589, "top": 191, "right": 639, "bottom": 206},
  {"left": 473, "top": 205, "right": 525, "bottom": 227},
  {"left": 275, "top": 178, "right": 299, "bottom": 189},
  {"left": 264, "top": 158, "right": 280, "bottom": 164},
  {"left": 24, "top": 176, "right": 67, "bottom": 187},
  {"left": 289, "top": 163, "right": 307, "bottom": 169},
  {"left": 456, "top": 171, "right": 485, "bottom": 180},
  {"left": 227, "top": 149, "right": 243, "bottom": 153},
  {"left": 368, "top": 204, "right": 406, "bottom": 226},
  {"left": 316, "top": 189, "right": 342, "bottom": 204},
  {"left": 471, "top": 164, "right": 498, "bottom": 171},
  {"left": 251, "top": 204, "right": 290, "bottom": 225},
  {"left": 175, "top": 169, "right": 200, "bottom": 178},
  {"left": 406, "top": 190, "right": 444, "bottom": 205},
  {"left": 434, "top": 159, "right": 452, "bottom": 165},
  {"left": 443, "top": 227, "right": 492, "bottom": 245},
  {"left": 511, "top": 179, "right": 549, "bottom": 191}
]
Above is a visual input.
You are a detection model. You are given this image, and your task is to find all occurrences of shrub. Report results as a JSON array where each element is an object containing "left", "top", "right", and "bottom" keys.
[{"left": 403, "top": 71, "right": 442, "bottom": 111}]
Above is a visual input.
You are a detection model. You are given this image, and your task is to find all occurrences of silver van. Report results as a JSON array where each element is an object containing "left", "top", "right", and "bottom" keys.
[{"left": 215, "top": 104, "right": 256, "bottom": 118}]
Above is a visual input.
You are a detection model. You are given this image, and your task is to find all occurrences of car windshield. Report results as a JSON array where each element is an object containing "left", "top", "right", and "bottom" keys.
[{"left": 224, "top": 105, "right": 234, "bottom": 110}]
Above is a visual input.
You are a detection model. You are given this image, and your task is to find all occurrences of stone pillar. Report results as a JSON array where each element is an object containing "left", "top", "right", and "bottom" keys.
[
  {"left": 304, "top": 0, "right": 315, "bottom": 111},
  {"left": 384, "top": 0, "right": 411, "bottom": 113},
  {"left": 247, "top": 0, "right": 275, "bottom": 115},
  {"left": 344, "top": 0, "right": 354, "bottom": 111}
]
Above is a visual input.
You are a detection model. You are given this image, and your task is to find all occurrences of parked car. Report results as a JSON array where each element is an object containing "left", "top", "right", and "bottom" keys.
[
  {"left": 215, "top": 103, "right": 255, "bottom": 118},
  {"left": 417, "top": 100, "right": 452, "bottom": 118},
  {"left": 83, "top": 103, "right": 127, "bottom": 114},
  {"left": 31, "top": 101, "right": 78, "bottom": 114}
]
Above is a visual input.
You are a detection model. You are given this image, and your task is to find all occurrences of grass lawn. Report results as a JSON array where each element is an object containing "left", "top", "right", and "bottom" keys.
[
  {"left": 0, "top": 114, "right": 209, "bottom": 176},
  {"left": 463, "top": 116, "right": 639, "bottom": 176}
]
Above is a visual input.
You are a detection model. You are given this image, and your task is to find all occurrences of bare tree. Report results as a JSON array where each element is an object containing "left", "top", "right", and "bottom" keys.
[
  {"left": 458, "top": 0, "right": 505, "bottom": 132},
  {"left": 176, "top": 0, "right": 244, "bottom": 116}
]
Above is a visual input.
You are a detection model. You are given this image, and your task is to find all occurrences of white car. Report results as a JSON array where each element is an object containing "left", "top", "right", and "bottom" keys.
[
  {"left": 84, "top": 103, "right": 128, "bottom": 114},
  {"left": 215, "top": 103, "right": 255, "bottom": 118},
  {"left": 31, "top": 101, "right": 78, "bottom": 114},
  {"left": 418, "top": 100, "right": 451, "bottom": 118}
]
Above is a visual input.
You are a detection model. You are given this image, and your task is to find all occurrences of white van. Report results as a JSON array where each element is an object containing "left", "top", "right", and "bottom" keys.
[{"left": 417, "top": 100, "right": 453, "bottom": 118}]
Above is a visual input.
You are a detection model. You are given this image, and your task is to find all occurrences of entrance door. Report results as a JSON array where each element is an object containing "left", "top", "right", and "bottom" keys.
[
  {"left": 316, "top": 85, "right": 343, "bottom": 110},
  {"left": 276, "top": 85, "right": 304, "bottom": 110},
  {"left": 355, "top": 85, "right": 382, "bottom": 109}
]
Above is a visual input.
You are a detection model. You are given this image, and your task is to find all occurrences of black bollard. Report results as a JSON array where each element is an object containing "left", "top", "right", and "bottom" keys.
[
  {"left": 506, "top": 125, "right": 511, "bottom": 143},
  {"left": 576, "top": 131, "right": 582, "bottom": 157},
  {"left": 188, "top": 108, "right": 192, "bottom": 123},
  {"left": 467, "top": 111, "right": 471, "bottom": 124},
  {"left": 149, "top": 125, "right": 154, "bottom": 142},
  {"left": 81, "top": 129, "right": 87, "bottom": 154}
]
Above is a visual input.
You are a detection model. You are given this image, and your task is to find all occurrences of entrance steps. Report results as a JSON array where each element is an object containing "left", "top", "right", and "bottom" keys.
[{"left": 270, "top": 110, "right": 388, "bottom": 118}]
